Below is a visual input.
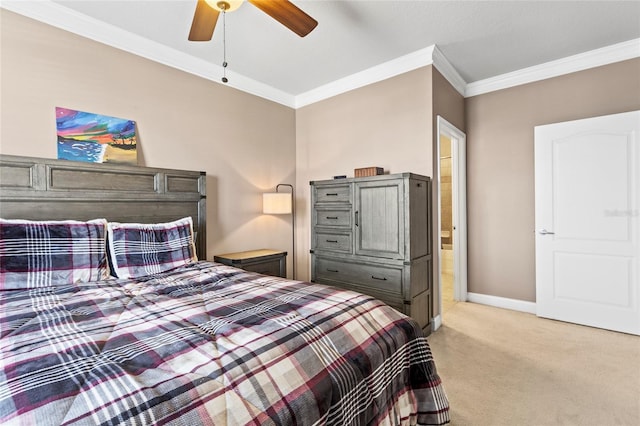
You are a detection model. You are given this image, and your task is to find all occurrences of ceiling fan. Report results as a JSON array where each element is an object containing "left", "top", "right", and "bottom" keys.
[{"left": 188, "top": 0, "right": 318, "bottom": 41}]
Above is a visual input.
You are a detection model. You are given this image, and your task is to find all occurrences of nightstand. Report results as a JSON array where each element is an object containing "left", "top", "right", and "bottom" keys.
[{"left": 213, "top": 249, "right": 287, "bottom": 278}]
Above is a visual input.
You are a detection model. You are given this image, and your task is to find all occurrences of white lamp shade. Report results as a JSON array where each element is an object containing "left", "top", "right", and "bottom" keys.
[{"left": 263, "top": 193, "right": 292, "bottom": 214}]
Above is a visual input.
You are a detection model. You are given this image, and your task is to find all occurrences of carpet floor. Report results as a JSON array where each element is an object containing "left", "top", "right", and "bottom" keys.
[{"left": 427, "top": 302, "right": 640, "bottom": 425}]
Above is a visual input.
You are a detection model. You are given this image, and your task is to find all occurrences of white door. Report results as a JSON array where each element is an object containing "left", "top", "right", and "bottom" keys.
[{"left": 535, "top": 110, "right": 640, "bottom": 335}]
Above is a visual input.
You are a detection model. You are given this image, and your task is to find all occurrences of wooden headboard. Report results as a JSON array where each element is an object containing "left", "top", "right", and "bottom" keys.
[{"left": 0, "top": 155, "right": 207, "bottom": 259}]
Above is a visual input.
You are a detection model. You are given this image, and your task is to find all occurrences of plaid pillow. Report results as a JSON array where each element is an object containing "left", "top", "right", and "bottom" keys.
[
  {"left": 0, "top": 218, "right": 109, "bottom": 289},
  {"left": 107, "top": 217, "right": 197, "bottom": 279}
]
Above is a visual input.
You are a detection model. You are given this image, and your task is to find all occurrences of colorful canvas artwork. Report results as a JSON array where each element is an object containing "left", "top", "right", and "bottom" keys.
[{"left": 56, "top": 107, "right": 138, "bottom": 165}]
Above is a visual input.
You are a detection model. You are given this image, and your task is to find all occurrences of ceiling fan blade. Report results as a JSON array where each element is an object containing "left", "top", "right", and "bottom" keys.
[
  {"left": 248, "top": 0, "right": 318, "bottom": 37},
  {"left": 188, "top": 0, "right": 220, "bottom": 41}
]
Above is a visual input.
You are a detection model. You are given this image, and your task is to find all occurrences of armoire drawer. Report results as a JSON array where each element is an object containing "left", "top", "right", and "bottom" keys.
[
  {"left": 315, "top": 257, "right": 403, "bottom": 296},
  {"left": 314, "top": 231, "right": 352, "bottom": 253},
  {"left": 310, "top": 173, "right": 433, "bottom": 334},
  {"left": 314, "top": 184, "right": 351, "bottom": 203},
  {"left": 314, "top": 208, "right": 351, "bottom": 227}
]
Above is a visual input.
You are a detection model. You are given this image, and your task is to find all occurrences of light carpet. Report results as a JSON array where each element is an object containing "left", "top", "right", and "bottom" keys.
[{"left": 427, "top": 302, "right": 640, "bottom": 425}]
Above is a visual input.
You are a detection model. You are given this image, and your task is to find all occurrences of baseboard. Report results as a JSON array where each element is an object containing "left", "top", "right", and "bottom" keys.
[
  {"left": 466, "top": 292, "right": 537, "bottom": 314},
  {"left": 432, "top": 314, "right": 442, "bottom": 331},
  {"left": 433, "top": 295, "right": 535, "bottom": 331}
]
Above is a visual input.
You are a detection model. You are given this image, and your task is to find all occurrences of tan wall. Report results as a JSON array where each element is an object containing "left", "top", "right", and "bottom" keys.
[
  {"left": 0, "top": 11, "right": 298, "bottom": 276},
  {"left": 432, "top": 69, "right": 466, "bottom": 133},
  {"left": 295, "top": 66, "right": 464, "bottom": 318},
  {"left": 295, "top": 66, "right": 433, "bottom": 282},
  {"left": 431, "top": 68, "right": 465, "bottom": 313},
  {"left": 8, "top": 9, "right": 636, "bottom": 311},
  {"left": 466, "top": 58, "right": 640, "bottom": 301}
]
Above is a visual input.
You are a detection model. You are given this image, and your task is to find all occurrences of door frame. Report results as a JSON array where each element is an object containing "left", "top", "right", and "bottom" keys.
[{"left": 436, "top": 116, "right": 468, "bottom": 321}]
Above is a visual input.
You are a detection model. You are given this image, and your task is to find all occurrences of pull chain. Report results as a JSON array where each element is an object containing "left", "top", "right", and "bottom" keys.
[{"left": 221, "top": 8, "right": 228, "bottom": 83}]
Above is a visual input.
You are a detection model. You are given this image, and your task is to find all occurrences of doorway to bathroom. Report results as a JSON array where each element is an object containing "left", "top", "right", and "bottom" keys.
[{"left": 436, "top": 116, "right": 467, "bottom": 319}]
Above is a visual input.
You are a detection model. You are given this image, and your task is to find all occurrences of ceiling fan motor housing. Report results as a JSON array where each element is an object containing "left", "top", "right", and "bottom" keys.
[{"left": 206, "top": 0, "right": 243, "bottom": 12}]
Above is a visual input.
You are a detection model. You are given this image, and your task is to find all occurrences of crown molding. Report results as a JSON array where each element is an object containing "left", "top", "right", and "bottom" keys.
[
  {"left": 295, "top": 45, "right": 468, "bottom": 108},
  {"left": 431, "top": 45, "right": 467, "bottom": 97},
  {"left": 0, "top": 1, "right": 297, "bottom": 107},
  {"left": 3, "top": 2, "right": 638, "bottom": 107},
  {"left": 0, "top": 0, "right": 464, "bottom": 109},
  {"left": 465, "top": 38, "right": 640, "bottom": 97},
  {"left": 294, "top": 45, "right": 435, "bottom": 108}
]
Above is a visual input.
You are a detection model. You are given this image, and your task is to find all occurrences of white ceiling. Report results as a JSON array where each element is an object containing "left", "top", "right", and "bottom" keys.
[{"left": 3, "top": 1, "right": 640, "bottom": 107}]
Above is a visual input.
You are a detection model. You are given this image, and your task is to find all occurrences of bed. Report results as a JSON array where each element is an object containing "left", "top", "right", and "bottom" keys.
[{"left": 0, "top": 155, "right": 450, "bottom": 425}]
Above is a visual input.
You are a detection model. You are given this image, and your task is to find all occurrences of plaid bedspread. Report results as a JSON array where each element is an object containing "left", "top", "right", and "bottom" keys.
[{"left": 0, "top": 261, "right": 449, "bottom": 425}]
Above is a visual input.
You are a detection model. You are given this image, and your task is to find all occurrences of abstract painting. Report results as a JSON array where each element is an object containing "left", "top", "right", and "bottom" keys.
[{"left": 56, "top": 107, "right": 138, "bottom": 165}]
